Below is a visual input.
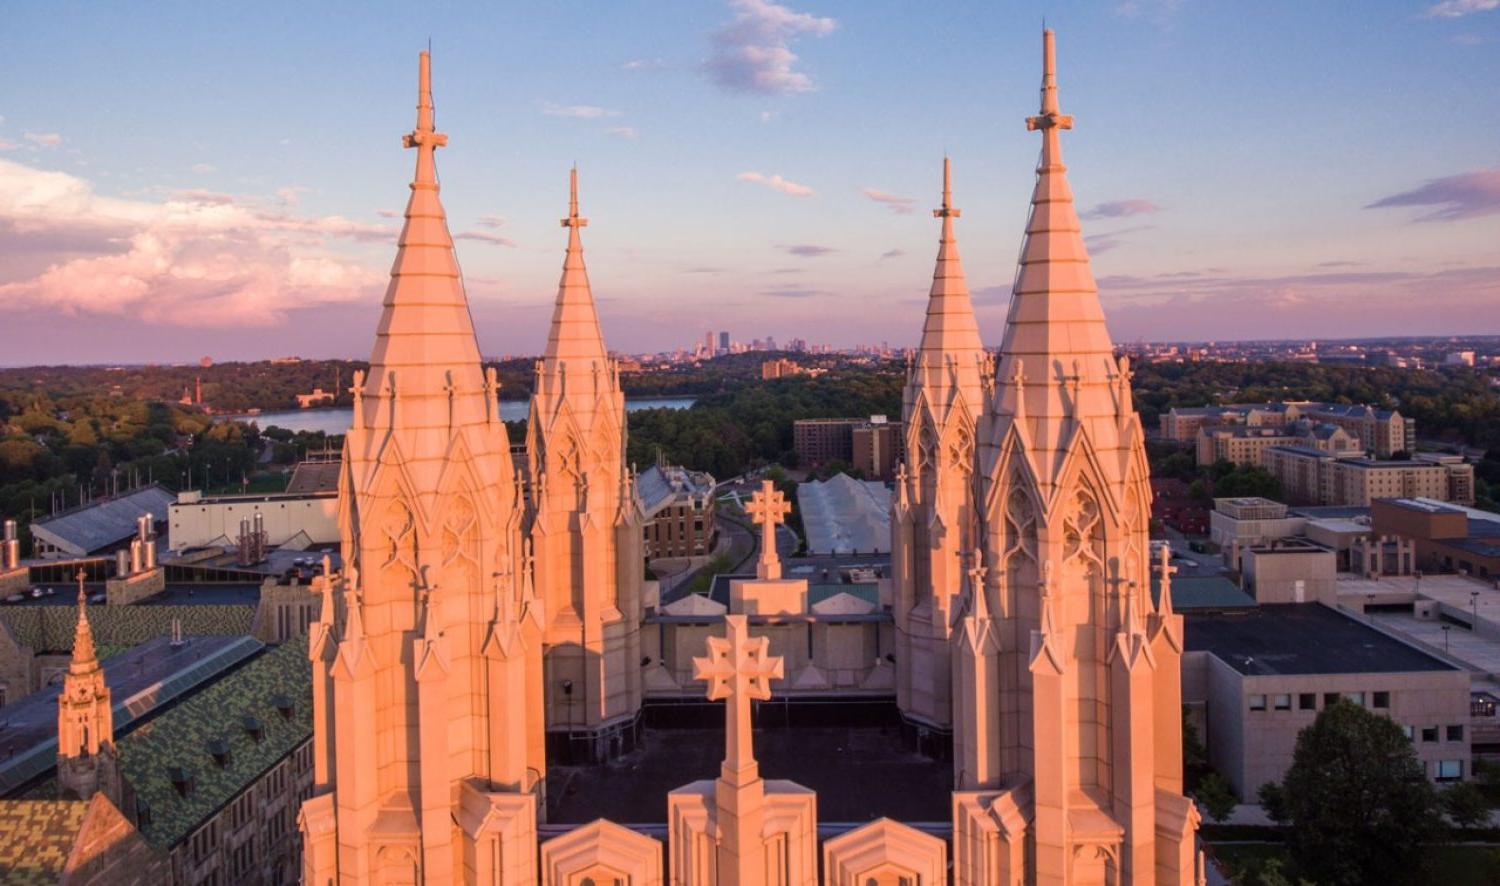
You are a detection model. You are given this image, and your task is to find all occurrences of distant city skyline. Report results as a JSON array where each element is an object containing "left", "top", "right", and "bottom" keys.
[{"left": 1, "top": 0, "right": 1497, "bottom": 364}]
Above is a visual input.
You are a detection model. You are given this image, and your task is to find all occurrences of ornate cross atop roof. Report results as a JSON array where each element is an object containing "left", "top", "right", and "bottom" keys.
[
  {"left": 745, "top": 479, "right": 792, "bottom": 581},
  {"left": 692, "top": 614, "right": 783, "bottom": 787}
]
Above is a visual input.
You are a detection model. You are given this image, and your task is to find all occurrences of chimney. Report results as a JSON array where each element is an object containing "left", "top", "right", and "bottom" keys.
[
  {"left": 2, "top": 519, "right": 16, "bottom": 570},
  {"left": 137, "top": 513, "right": 151, "bottom": 545},
  {"left": 129, "top": 539, "right": 143, "bottom": 575},
  {"left": 116, "top": 548, "right": 130, "bottom": 577}
]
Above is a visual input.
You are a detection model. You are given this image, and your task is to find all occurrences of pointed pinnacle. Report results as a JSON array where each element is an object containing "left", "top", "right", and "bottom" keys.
[
  {"left": 934, "top": 156, "right": 961, "bottom": 219},
  {"left": 563, "top": 165, "right": 589, "bottom": 228}
]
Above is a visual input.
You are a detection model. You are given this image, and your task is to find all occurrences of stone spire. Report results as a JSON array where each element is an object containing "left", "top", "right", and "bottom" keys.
[
  {"left": 543, "top": 166, "right": 610, "bottom": 370},
  {"left": 70, "top": 570, "right": 97, "bottom": 670},
  {"left": 357, "top": 50, "right": 506, "bottom": 511},
  {"left": 526, "top": 166, "right": 642, "bottom": 756},
  {"left": 302, "top": 51, "right": 538, "bottom": 886},
  {"left": 58, "top": 569, "right": 120, "bottom": 807},
  {"left": 892, "top": 157, "right": 991, "bottom": 737},
  {"left": 954, "top": 30, "right": 1200, "bottom": 885},
  {"left": 991, "top": 28, "right": 1121, "bottom": 497}
]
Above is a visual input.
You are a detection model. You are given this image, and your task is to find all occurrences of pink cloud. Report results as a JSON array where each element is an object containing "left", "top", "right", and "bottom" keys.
[
  {"left": 737, "top": 170, "right": 814, "bottom": 197},
  {"left": 0, "top": 157, "right": 387, "bottom": 327},
  {"left": 1366, "top": 168, "right": 1500, "bottom": 221},
  {"left": 705, "top": 0, "right": 836, "bottom": 95},
  {"left": 860, "top": 187, "right": 915, "bottom": 214},
  {"left": 454, "top": 230, "right": 517, "bottom": 247},
  {"left": 1081, "top": 198, "right": 1162, "bottom": 219}
]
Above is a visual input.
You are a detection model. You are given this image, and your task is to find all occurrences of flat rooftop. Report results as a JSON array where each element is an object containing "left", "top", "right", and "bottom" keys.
[
  {"left": 547, "top": 719, "right": 948, "bottom": 824},
  {"left": 1185, "top": 604, "right": 1455, "bottom": 677}
]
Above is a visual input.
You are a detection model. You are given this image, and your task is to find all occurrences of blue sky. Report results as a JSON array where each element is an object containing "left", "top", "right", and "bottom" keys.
[{"left": 1, "top": 0, "right": 1497, "bottom": 364}]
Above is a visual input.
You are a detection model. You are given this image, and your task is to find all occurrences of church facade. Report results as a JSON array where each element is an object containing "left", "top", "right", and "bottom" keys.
[{"left": 300, "top": 30, "right": 1203, "bottom": 885}]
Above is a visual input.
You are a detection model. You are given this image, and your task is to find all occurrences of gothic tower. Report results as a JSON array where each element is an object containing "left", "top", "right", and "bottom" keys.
[
  {"left": 892, "top": 157, "right": 992, "bottom": 747},
  {"left": 57, "top": 572, "right": 122, "bottom": 809},
  {"left": 526, "top": 168, "right": 645, "bottom": 760},
  {"left": 299, "top": 51, "right": 542, "bottom": 886},
  {"left": 952, "top": 30, "right": 1200, "bottom": 885}
]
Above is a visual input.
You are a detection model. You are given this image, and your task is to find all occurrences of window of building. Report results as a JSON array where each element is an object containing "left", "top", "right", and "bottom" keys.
[
  {"left": 1249, "top": 695, "right": 1267, "bottom": 711},
  {"left": 1298, "top": 693, "right": 1317, "bottom": 710},
  {"left": 1344, "top": 691, "right": 1365, "bottom": 706},
  {"left": 1373, "top": 691, "right": 1390, "bottom": 709},
  {"left": 1273, "top": 694, "right": 1292, "bottom": 711},
  {"left": 1448, "top": 725, "right": 1465, "bottom": 742},
  {"left": 1436, "top": 760, "right": 1463, "bottom": 782},
  {"left": 1324, "top": 692, "right": 1341, "bottom": 707},
  {"left": 1401, "top": 725, "right": 1416, "bottom": 741},
  {"left": 1422, "top": 726, "right": 1439, "bottom": 743}
]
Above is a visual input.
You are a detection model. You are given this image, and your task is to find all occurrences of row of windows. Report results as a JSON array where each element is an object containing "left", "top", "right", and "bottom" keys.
[
  {"left": 1248, "top": 690, "right": 1392, "bottom": 712},
  {"left": 1401, "top": 724, "right": 1466, "bottom": 743}
]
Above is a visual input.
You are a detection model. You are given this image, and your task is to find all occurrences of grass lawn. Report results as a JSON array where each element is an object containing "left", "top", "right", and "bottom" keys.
[{"left": 1208, "top": 842, "right": 1500, "bottom": 885}]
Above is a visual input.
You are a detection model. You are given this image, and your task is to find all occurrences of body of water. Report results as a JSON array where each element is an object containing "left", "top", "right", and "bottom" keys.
[{"left": 222, "top": 397, "right": 695, "bottom": 435}]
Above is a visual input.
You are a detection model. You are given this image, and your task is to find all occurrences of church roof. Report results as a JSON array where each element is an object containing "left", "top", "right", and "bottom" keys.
[
  {"left": 0, "top": 604, "right": 254, "bottom": 655},
  {"left": 0, "top": 799, "right": 91, "bottom": 884},
  {"left": 118, "top": 634, "right": 311, "bottom": 849},
  {"left": 0, "top": 635, "right": 260, "bottom": 797}
]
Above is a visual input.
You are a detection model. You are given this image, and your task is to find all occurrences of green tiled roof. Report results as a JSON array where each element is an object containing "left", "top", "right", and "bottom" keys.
[
  {"left": 0, "top": 604, "right": 254, "bottom": 654},
  {"left": 0, "top": 799, "right": 90, "bottom": 884},
  {"left": 118, "top": 634, "right": 311, "bottom": 849},
  {"left": 807, "top": 582, "right": 879, "bottom": 607}
]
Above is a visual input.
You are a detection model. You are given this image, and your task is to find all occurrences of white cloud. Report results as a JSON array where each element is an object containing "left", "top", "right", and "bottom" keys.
[
  {"left": 0, "top": 138, "right": 16, "bottom": 151},
  {"left": 1427, "top": 0, "right": 1498, "bottom": 16},
  {"left": 860, "top": 187, "right": 916, "bottom": 215},
  {"left": 760, "top": 110, "right": 776, "bottom": 123},
  {"left": 375, "top": 208, "right": 401, "bottom": 219},
  {"left": 476, "top": 214, "right": 506, "bottom": 228},
  {"left": 0, "top": 156, "right": 388, "bottom": 327},
  {"left": 24, "top": 132, "right": 62, "bottom": 147},
  {"left": 705, "top": 0, "right": 836, "bottom": 95},
  {"left": 621, "top": 58, "right": 666, "bottom": 71},
  {"left": 737, "top": 170, "right": 814, "bottom": 197},
  {"left": 191, "top": 162, "right": 217, "bottom": 174},
  {"left": 542, "top": 103, "right": 621, "bottom": 119},
  {"left": 605, "top": 125, "right": 639, "bottom": 140}
]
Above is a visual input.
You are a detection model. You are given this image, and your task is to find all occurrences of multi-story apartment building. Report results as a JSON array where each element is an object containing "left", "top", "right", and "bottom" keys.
[
  {"left": 637, "top": 464, "right": 718, "bottom": 561},
  {"left": 793, "top": 416, "right": 906, "bottom": 480},
  {"left": 1163, "top": 401, "right": 1415, "bottom": 457},
  {"left": 1195, "top": 423, "right": 1358, "bottom": 467},
  {"left": 1263, "top": 446, "right": 1476, "bottom": 507}
]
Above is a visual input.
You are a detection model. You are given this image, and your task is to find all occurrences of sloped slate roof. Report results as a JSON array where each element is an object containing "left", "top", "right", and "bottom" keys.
[
  {"left": 0, "top": 604, "right": 254, "bottom": 654},
  {"left": 29, "top": 485, "right": 175, "bottom": 556},
  {"left": 0, "top": 799, "right": 90, "bottom": 884},
  {"left": 285, "top": 460, "right": 341, "bottom": 495},
  {"left": 119, "top": 634, "right": 311, "bottom": 849}
]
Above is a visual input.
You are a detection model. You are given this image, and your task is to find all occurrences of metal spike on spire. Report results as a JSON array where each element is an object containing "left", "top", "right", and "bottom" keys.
[
  {"left": 563, "top": 165, "right": 588, "bottom": 229},
  {"left": 1027, "top": 29, "right": 1074, "bottom": 132},
  {"left": 934, "top": 156, "right": 960, "bottom": 219}
]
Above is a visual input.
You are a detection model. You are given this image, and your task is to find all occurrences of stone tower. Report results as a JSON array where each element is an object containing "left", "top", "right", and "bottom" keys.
[
  {"left": 57, "top": 572, "right": 122, "bottom": 809},
  {"left": 526, "top": 167, "right": 645, "bottom": 761},
  {"left": 952, "top": 30, "right": 1200, "bottom": 885},
  {"left": 299, "top": 51, "right": 542, "bottom": 886},
  {"left": 892, "top": 157, "right": 992, "bottom": 749}
]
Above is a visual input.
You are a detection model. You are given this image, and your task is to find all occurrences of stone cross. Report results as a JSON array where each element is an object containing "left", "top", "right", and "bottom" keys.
[
  {"left": 693, "top": 614, "right": 783, "bottom": 787},
  {"left": 745, "top": 479, "right": 791, "bottom": 580}
]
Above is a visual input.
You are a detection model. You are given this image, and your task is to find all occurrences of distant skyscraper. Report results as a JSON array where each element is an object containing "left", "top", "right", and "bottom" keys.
[
  {"left": 704, "top": 331, "right": 714, "bottom": 354},
  {"left": 719, "top": 331, "right": 730, "bottom": 352}
]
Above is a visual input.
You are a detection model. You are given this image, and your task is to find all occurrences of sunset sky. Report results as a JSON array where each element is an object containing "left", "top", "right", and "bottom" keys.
[{"left": 1, "top": 0, "right": 1497, "bottom": 364}]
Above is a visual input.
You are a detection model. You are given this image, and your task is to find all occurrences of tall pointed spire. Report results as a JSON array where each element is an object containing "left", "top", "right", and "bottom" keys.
[
  {"left": 913, "top": 157, "right": 985, "bottom": 399},
  {"left": 993, "top": 27, "right": 1120, "bottom": 491},
  {"left": 544, "top": 166, "right": 609, "bottom": 365},
  {"left": 71, "top": 569, "right": 96, "bottom": 669}
]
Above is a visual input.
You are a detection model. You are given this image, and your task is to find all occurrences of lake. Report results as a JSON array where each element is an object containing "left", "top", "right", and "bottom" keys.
[{"left": 222, "top": 397, "right": 695, "bottom": 435}]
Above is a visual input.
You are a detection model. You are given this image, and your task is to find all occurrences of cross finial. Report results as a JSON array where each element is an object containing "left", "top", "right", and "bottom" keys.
[
  {"left": 934, "top": 156, "right": 961, "bottom": 219},
  {"left": 692, "top": 614, "right": 783, "bottom": 786},
  {"left": 745, "top": 479, "right": 792, "bottom": 580},
  {"left": 403, "top": 49, "right": 448, "bottom": 195},
  {"left": 562, "top": 165, "right": 589, "bottom": 229},
  {"left": 1026, "top": 29, "right": 1074, "bottom": 133},
  {"left": 75, "top": 568, "right": 86, "bottom": 606}
]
